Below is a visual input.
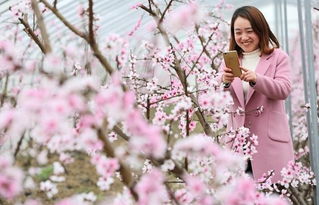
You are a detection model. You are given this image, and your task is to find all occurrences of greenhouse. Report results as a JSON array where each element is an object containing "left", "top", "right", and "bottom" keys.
[{"left": 0, "top": 0, "right": 319, "bottom": 204}]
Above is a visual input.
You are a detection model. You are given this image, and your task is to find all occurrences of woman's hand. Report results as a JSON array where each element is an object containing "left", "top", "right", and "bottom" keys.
[
  {"left": 223, "top": 67, "right": 235, "bottom": 83},
  {"left": 240, "top": 67, "right": 257, "bottom": 83}
]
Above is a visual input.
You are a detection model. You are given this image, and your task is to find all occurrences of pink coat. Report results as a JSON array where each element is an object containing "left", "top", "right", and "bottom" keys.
[{"left": 221, "top": 48, "right": 294, "bottom": 182}]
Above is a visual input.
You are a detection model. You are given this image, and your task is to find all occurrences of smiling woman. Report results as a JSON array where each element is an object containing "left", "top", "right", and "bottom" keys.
[
  {"left": 220, "top": 6, "right": 295, "bottom": 183},
  {"left": 233, "top": 17, "right": 260, "bottom": 53}
]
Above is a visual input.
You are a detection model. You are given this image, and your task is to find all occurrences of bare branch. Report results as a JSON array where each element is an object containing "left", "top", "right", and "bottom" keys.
[
  {"left": 19, "top": 16, "right": 47, "bottom": 54},
  {"left": 14, "top": 131, "right": 26, "bottom": 160},
  {"left": 31, "top": 0, "right": 52, "bottom": 53},
  {"left": 139, "top": 4, "right": 157, "bottom": 16},
  {"left": 0, "top": 73, "right": 9, "bottom": 107},
  {"left": 88, "top": 0, "right": 95, "bottom": 46},
  {"left": 39, "top": 0, "right": 114, "bottom": 75},
  {"left": 112, "top": 125, "right": 129, "bottom": 141},
  {"left": 159, "top": 0, "right": 174, "bottom": 24},
  {"left": 53, "top": 0, "right": 58, "bottom": 8},
  {"left": 39, "top": 0, "right": 86, "bottom": 39}
]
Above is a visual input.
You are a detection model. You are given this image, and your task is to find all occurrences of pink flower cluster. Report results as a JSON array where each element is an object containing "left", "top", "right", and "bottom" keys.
[
  {"left": 173, "top": 134, "right": 246, "bottom": 184},
  {"left": 0, "top": 40, "right": 22, "bottom": 73},
  {"left": 279, "top": 161, "right": 316, "bottom": 188},
  {"left": 218, "top": 177, "right": 289, "bottom": 205},
  {"left": 103, "top": 34, "right": 129, "bottom": 68},
  {"left": 165, "top": 2, "right": 206, "bottom": 32},
  {"left": 225, "top": 127, "right": 258, "bottom": 159},
  {"left": 199, "top": 88, "right": 233, "bottom": 131},
  {"left": 257, "top": 161, "right": 316, "bottom": 198},
  {"left": 91, "top": 154, "right": 119, "bottom": 178},
  {"left": 95, "top": 74, "right": 167, "bottom": 158},
  {"left": 135, "top": 168, "right": 168, "bottom": 205},
  {"left": 0, "top": 154, "right": 24, "bottom": 199},
  {"left": 9, "top": 1, "right": 32, "bottom": 19}
]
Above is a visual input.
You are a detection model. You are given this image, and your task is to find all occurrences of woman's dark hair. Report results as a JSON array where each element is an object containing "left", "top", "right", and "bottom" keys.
[{"left": 229, "top": 6, "right": 279, "bottom": 56}]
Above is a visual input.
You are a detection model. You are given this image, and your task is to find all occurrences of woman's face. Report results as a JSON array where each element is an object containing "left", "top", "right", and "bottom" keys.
[{"left": 233, "top": 16, "right": 260, "bottom": 52}]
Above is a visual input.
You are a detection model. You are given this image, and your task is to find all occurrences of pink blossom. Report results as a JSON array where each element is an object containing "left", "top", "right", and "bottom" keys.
[
  {"left": 185, "top": 175, "right": 206, "bottom": 196},
  {"left": 91, "top": 155, "right": 119, "bottom": 178},
  {"left": 126, "top": 110, "right": 166, "bottom": 158},
  {"left": 166, "top": 2, "right": 206, "bottom": 32},
  {"left": 128, "top": 16, "right": 142, "bottom": 37},
  {"left": 135, "top": 169, "right": 168, "bottom": 205},
  {"left": 175, "top": 189, "right": 193, "bottom": 204},
  {"left": 24, "top": 199, "right": 42, "bottom": 205},
  {"left": 131, "top": 2, "right": 142, "bottom": 9},
  {"left": 189, "top": 121, "right": 197, "bottom": 132},
  {"left": 0, "top": 155, "right": 24, "bottom": 199}
]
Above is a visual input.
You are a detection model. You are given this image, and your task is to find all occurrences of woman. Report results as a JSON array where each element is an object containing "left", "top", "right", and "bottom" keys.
[{"left": 221, "top": 6, "right": 294, "bottom": 182}]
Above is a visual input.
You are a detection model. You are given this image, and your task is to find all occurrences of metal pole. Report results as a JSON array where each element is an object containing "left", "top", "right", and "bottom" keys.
[
  {"left": 282, "top": 0, "right": 293, "bottom": 137},
  {"left": 297, "top": 0, "right": 310, "bottom": 109},
  {"left": 298, "top": 0, "right": 319, "bottom": 203},
  {"left": 275, "top": 0, "right": 280, "bottom": 38},
  {"left": 278, "top": 0, "right": 284, "bottom": 44}
]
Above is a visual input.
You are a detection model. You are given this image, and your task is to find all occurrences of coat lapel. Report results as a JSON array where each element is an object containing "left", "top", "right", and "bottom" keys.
[
  {"left": 245, "top": 53, "right": 273, "bottom": 105},
  {"left": 232, "top": 78, "right": 245, "bottom": 108}
]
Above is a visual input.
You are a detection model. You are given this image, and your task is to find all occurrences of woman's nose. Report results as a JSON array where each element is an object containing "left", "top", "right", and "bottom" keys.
[{"left": 241, "top": 34, "right": 249, "bottom": 40}]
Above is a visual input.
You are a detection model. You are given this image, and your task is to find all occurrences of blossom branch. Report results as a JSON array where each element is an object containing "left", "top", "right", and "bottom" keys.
[
  {"left": 140, "top": 2, "right": 214, "bottom": 137},
  {"left": 195, "top": 25, "right": 225, "bottom": 71},
  {"left": 97, "top": 127, "right": 138, "bottom": 201},
  {"left": 164, "top": 182, "right": 181, "bottom": 205},
  {"left": 186, "top": 28, "right": 217, "bottom": 78},
  {"left": 148, "top": 89, "right": 209, "bottom": 106}
]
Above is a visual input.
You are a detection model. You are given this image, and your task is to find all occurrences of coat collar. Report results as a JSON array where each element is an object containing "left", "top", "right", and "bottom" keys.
[{"left": 245, "top": 52, "right": 273, "bottom": 105}]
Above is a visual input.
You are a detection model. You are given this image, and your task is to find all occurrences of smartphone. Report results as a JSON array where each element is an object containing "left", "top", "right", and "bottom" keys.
[{"left": 223, "top": 50, "right": 242, "bottom": 77}]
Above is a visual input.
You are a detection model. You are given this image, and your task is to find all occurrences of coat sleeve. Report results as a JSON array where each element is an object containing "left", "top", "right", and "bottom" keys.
[
  {"left": 217, "top": 61, "right": 232, "bottom": 91},
  {"left": 252, "top": 52, "right": 292, "bottom": 100}
]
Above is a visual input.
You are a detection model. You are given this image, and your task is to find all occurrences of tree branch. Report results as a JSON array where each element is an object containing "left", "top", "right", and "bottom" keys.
[
  {"left": 289, "top": 186, "right": 308, "bottom": 205},
  {"left": 31, "top": 0, "right": 52, "bottom": 53},
  {"left": 88, "top": 0, "right": 95, "bottom": 46},
  {"left": 159, "top": 0, "right": 174, "bottom": 24},
  {"left": 53, "top": 0, "right": 58, "bottom": 8},
  {"left": 140, "top": 2, "right": 214, "bottom": 137},
  {"left": 39, "top": 0, "right": 87, "bottom": 39},
  {"left": 39, "top": 0, "right": 114, "bottom": 75},
  {"left": 19, "top": 16, "right": 47, "bottom": 54},
  {"left": 185, "top": 26, "right": 217, "bottom": 78},
  {"left": 97, "top": 127, "right": 138, "bottom": 201}
]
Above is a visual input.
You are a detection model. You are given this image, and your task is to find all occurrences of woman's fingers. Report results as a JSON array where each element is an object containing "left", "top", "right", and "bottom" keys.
[
  {"left": 240, "top": 67, "right": 248, "bottom": 72},
  {"left": 240, "top": 70, "right": 256, "bottom": 82},
  {"left": 223, "top": 67, "right": 233, "bottom": 73}
]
